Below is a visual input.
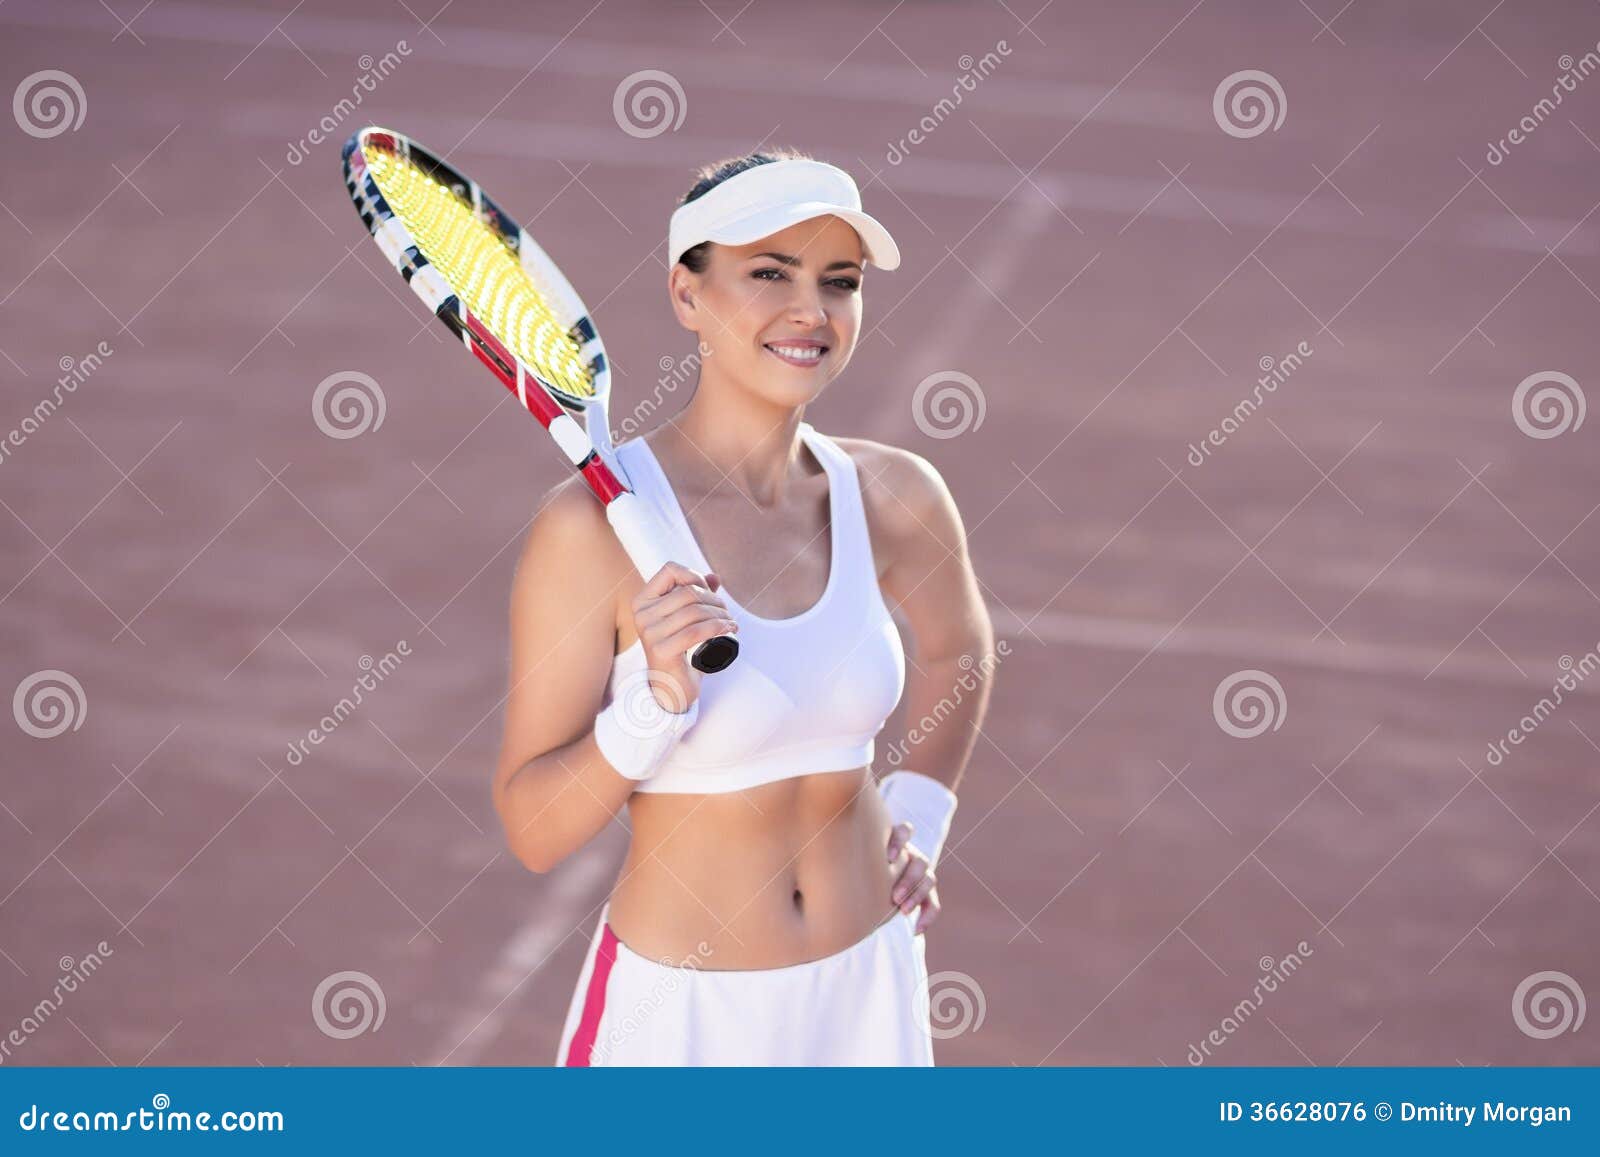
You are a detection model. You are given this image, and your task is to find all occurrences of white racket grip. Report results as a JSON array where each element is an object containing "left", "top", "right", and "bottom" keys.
[
  {"left": 605, "top": 491, "right": 681, "bottom": 582},
  {"left": 605, "top": 490, "right": 738, "bottom": 674}
]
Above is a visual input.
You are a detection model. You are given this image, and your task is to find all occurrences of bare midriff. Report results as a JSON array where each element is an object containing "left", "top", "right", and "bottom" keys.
[{"left": 606, "top": 766, "right": 901, "bottom": 969}]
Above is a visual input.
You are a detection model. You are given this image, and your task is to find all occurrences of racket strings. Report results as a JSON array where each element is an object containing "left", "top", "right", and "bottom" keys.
[{"left": 362, "top": 146, "right": 595, "bottom": 401}]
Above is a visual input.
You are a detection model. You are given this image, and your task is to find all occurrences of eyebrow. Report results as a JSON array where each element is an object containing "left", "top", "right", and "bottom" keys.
[{"left": 749, "top": 251, "right": 863, "bottom": 273}]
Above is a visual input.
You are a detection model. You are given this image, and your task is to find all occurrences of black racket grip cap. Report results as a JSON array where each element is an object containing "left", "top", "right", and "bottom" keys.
[{"left": 691, "top": 634, "right": 740, "bottom": 674}]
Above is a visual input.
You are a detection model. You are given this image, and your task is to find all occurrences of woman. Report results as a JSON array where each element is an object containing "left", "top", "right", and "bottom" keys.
[{"left": 491, "top": 149, "right": 995, "bottom": 1066}]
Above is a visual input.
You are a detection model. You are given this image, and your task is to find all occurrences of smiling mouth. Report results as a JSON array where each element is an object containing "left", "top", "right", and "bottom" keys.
[{"left": 763, "top": 343, "right": 829, "bottom": 367}]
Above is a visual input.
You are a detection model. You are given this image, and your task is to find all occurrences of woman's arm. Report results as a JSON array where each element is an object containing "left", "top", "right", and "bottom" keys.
[
  {"left": 491, "top": 478, "right": 639, "bottom": 874},
  {"left": 873, "top": 446, "right": 998, "bottom": 795},
  {"left": 855, "top": 441, "right": 996, "bottom": 932},
  {"left": 491, "top": 476, "right": 734, "bottom": 873}
]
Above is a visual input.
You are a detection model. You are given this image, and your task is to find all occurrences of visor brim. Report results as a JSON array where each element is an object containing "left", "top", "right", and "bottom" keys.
[{"left": 700, "top": 201, "right": 901, "bottom": 271}]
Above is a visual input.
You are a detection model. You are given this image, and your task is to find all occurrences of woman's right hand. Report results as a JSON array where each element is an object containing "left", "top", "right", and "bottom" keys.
[{"left": 630, "top": 563, "right": 736, "bottom": 713}]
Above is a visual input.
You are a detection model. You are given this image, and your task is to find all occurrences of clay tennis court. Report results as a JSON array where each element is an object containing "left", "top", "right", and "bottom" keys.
[{"left": 2, "top": 0, "right": 1597, "bottom": 1067}]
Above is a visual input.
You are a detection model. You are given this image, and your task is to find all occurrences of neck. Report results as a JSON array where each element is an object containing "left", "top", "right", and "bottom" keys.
[{"left": 662, "top": 375, "right": 811, "bottom": 507}]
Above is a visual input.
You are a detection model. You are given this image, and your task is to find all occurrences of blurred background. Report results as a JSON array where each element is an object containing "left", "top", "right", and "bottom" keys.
[{"left": 2, "top": 0, "right": 1597, "bottom": 1066}]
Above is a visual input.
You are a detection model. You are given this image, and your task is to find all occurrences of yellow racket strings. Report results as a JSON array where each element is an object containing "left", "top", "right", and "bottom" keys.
[{"left": 363, "top": 145, "right": 594, "bottom": 400}]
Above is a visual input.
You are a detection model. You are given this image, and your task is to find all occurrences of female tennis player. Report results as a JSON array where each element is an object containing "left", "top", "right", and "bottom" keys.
[{"left": 491, "top": 149, "right": 996, "bottom": 1066}]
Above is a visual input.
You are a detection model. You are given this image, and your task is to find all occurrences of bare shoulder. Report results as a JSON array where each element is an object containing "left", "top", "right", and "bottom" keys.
[
  {"left": 831, "top": 435, "right": 957, "bottom": 535},
  {"left": 829, "top": 435, "right": 966, "bottom": 579},
  {"left": 515, "top": 473, "right": 634, "bottom": 602}
]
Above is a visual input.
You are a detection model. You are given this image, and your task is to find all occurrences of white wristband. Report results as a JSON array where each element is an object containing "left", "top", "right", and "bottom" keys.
[
  {"left": 594, "top": 692, "right": 699, "bottom": 782},
  {"left": 878, "top": 770, "right": 958, "bottom": 871}
]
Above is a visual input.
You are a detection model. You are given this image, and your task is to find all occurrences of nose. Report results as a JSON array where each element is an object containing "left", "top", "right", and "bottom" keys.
[{"left": 786, "top": 282, "right": 827, "bottom": 329}]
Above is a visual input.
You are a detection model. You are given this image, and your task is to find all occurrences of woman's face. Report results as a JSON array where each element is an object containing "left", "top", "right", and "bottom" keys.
[{"left": 671, "top": 213, "right": 865, "bottom": 405}]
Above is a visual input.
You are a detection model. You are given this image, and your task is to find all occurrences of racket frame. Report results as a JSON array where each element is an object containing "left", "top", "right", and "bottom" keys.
[{"left": 341, "top": 126, "right": 738, "bottom": 674}]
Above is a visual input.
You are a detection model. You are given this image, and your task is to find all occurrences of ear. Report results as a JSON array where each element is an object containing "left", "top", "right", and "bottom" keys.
[{"left": 667, "top": 263, "right": 701, "bottom": 335}]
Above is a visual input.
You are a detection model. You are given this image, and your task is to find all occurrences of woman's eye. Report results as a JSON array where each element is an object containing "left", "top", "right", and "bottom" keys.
[{"left": 752, "top": 268, "right": 858, "bottom": 291}]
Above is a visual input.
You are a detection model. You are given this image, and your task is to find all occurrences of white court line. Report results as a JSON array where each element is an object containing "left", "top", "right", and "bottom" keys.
[
  {"left": 993, "top": 604, "right": 1599, "bottom": 696},
  {"left": 8, "top": 3, "right": 1592, "bottom": 255},
  {"left": 429, "top": 839, "right": 617, "bottom": 1066},
  {"left": 202, "top": 102, "right": 1588, "bottom": 258},
  {"left": 2, "top": 0, "right": 1199, "bottom": 131},
  {"left": 866, "top": 184, "right": 1062, "bottom": 434}
]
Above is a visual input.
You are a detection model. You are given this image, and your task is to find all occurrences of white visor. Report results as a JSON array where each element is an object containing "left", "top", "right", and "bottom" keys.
[{"left": 668, "top": 158, "right": 900, "bottom": 271}]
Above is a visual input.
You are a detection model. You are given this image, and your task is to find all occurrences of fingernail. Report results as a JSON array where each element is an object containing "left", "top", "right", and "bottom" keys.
[{"left": 892, "top": 888, "right": 905, "bottom": 904}]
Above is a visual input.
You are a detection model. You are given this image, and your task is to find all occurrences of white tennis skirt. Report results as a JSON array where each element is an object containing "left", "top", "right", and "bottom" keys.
[{"left": 556, "top": 904, "right": 934, "bottom": 1066}]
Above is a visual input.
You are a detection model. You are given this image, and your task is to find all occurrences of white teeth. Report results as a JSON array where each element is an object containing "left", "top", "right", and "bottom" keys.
[{"left": 768, "top": 345, "right": 823, "bottom": 361}]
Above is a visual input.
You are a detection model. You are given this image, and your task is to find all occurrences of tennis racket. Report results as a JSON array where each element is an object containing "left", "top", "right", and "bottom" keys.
[{"left": 341, "top": 126, "right": 739, "bottom": 674}]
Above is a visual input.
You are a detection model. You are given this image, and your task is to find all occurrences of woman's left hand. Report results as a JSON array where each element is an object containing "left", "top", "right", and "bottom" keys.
[{"left": 886, "top": 821, "right": 941, "bottom": 935}]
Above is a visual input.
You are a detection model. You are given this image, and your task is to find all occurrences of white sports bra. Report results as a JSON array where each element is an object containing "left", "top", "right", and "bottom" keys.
[{"left": 603, "top": 422, "right": 906, "bottom": 794}]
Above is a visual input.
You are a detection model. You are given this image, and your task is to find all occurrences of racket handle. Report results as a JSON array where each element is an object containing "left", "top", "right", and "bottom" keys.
[
  {"left": 605, "top": 492, "right": 740, "bottom": 674},
  {"left": 689, "top": 634, "right": 740, "bottom": 674}
]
